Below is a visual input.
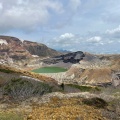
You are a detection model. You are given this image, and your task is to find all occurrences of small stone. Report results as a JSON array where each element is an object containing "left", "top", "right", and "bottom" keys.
[{"left": 27, "top": 114, "right": 32, "bottom": 119}]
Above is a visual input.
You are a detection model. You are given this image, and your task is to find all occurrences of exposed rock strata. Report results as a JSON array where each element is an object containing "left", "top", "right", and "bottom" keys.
[{"left": 0, "top": 35, "right": 60, "bottom": 63}]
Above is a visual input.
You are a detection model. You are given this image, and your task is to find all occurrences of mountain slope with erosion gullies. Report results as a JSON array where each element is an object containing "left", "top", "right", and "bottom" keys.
[{"left": 0, "top": 35, "right": 60, "bottom": 67}]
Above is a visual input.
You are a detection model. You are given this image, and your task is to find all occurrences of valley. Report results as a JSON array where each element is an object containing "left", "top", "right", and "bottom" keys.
[{"left": 0, "top": 36, "right": 120, "bottom": 120}]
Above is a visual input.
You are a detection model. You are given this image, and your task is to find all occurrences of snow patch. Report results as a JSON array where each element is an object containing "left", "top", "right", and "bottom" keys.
[
  {"left": 0, "top": 39, "right": 8, "bottom": 45},
  {"left": 32, "top": 55, "right": 39, "bottom": 58},
  {"left": 21, "top": 39, "right": 24, "bottom": 43}
]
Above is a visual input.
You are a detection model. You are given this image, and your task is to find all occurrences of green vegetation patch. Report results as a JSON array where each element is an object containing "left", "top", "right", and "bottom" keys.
[
  {"left": 32, "top": 67, "right": 67, "bottom": 73},
  {"left": 0, "top": 112, "right": 24, "bottom": 120},
  {"left": 67, "top": 84, "right": 101, "bottom": 92},
  {"left": 0, "top": 68, "right": 14, "bottom": 73}
]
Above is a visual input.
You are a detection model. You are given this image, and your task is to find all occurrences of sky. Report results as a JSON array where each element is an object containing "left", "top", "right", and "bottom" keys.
[{"left": 0, "top": 0, "right": 120, "bottom": 54}]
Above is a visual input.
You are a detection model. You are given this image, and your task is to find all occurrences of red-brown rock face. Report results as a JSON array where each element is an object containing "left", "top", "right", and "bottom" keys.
[
  {"left": 0, "top": 36, "right": 60, "bottom": 60},
  {"left": 0, "top": 36, "right": 31, "bottom": 60}
]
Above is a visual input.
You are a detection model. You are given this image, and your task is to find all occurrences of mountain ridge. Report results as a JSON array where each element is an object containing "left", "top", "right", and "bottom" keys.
[{"left": 0, "top": 35, "right": 60, "bottom": 61}]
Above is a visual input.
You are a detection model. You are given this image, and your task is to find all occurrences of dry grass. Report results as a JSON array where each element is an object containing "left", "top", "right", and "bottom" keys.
[
  {"left": 80, "top": 68, "right": 111, "bottom": 83},
  {"left": 27, "top": 97, "right": 107, "bottom": 120}
]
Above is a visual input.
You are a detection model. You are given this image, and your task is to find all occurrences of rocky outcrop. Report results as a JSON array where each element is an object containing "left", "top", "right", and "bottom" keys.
[
  {"left": 43, "top": 51, "right": 85, "bottom": 64},
  {"left": 112, "top": 71, "right": 120, "bottom": 87}
]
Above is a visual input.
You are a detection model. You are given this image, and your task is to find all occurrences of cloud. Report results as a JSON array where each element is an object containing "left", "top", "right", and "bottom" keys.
[
  {"left": 106, "top": 25, "right": 120, "bottom": 34},
  {"left": 69, "top": 0, "right": 81, "bottom": 11},
  {"left": 0, "top": 0, "right": 119, "bottom": 54},
  {"left": 48, "top": 33, "right": 82, "bottom": 49},
  {"left": 0, "top": 0, "right": 64, "bottom": 32},
  {"left": 49, "top": 33, "right": 104, "bottom": 51},
  {"left": 87, "top": 36, "right": 102, "bottom": 43},
  {"left": 53, "top": 33, "right": 79, "bottom": 45},
  {"left": 106, "top": 25, "right": 120, "bottom": 38},
  {"left": 0, "top": 2, "right": 3, "bottom": 10},
  {"left": 0, "top": 0, "right": 82, "bottom": 33},
  {"left": 59, "top": 33, "right": 75, "bottom": 39},
  {"left": 102, "top": 0, "right": 120, "bottom": 24},
  {"left": 48, "top": 27, "right": 120, "bottom": 53},
  {"left": 51, "top": 0, "right": 81, "bottom": 29},
  {"left": 87, "top": 36, "right": 105, "bottom": 45}
]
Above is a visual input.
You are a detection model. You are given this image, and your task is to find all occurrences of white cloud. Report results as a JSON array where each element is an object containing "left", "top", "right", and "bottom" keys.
[
  {"left": 87, "top": 36, "right": 102, "bottom": 43},
  {"left": 54, "top": 33, "right": 76, "bottom": 44},
  {"left": 106, "top": 25, "right": 120, "bottom": 34},
  {"left": 60, "top": 33, "right": 75, "bottom": 39},
  {"left": 50, "top": 34, "right": 105, "bottom": 49},
  {"left": 0, "top": 0, "right": 64, "bottom": 32},
  {"left": 0, "top": 0, "right": 82, "bottom": 33},
  {"left": 49, "top": 33, "right": 104, "bottom": 51},
  {"left": 50, "top": 33, "right": 81, "bottom": 49},
  {"left": 46, "top": 30, "right": 120, "bottom": 53},
  {"left": 0, "top": 2, "right": 3, "bottom": 10},
  {"left": 105, "top": 25, "right": 120, "bottom": 39}
]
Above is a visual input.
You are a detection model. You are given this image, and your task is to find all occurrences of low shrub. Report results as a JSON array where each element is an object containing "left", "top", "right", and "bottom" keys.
[
  {"left": 3, "top": 78, "right": 53, "bottom": 101},
  {"left": 0, "top": 68, "right": 14, "bottom": 73},
  {"left": 82, "top": 97, "right": 108, "bottom": 108}
]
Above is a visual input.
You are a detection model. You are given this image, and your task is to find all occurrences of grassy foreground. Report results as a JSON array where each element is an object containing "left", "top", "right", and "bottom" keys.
[{"left": 0, "top": 112, "right": 24, "bottom": 120}]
